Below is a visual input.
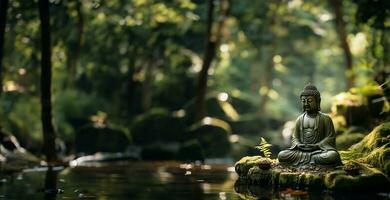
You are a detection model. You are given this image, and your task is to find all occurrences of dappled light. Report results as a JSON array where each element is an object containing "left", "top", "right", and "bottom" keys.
[{"left": 0, "top": 0, "right": 388, "bottom": 199}]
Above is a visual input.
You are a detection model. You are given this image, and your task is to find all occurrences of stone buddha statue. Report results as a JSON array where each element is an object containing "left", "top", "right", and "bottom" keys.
[{"left": 278, "top": 84, "right": 342, "bottom": 167}]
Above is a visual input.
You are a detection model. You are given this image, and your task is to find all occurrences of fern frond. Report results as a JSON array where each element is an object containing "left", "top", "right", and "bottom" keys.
[{"left": 255, "top": 137, "right": 273, "bottom": 158}]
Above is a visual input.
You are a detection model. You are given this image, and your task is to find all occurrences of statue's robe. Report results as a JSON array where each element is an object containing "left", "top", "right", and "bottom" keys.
[{"left": 278, "top": 112, "right": 342, "bottom": 166}]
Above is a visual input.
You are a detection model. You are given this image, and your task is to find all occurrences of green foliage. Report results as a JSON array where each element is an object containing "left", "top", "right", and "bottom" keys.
[
  {"left": 254, "top": 137, "right": 272, "bottom": 158},
  {"left": 0, "top": 0, "right": 387, "bottom": 158}
]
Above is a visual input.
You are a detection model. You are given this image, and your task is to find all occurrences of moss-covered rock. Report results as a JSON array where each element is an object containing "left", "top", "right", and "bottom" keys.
[
  {"left": 75, "top": 125, "right": 130, "bottom": 154},
  {"left": 187, "top": 117, "right": 231, "bottom": 158},
  {"left": 277, "top": 171, "right": 324, "bottom": 189},
  {"left": 177, "top": 139, "right": 204, "bottom": 161},
  {"left": 331, "top": 84, "right": 389, "bottom": 128},
  {"left": 141, "top": 143, "right": 177, "bottom": 160},
  {"left": 340, "top": 122, "right": 390, "bottom": 176},
  {"left": 247, "top": 166, "right": 272, "bottom": 184},
  {"left": 234, "top": 155, "right": 390, "bottom": 192},
  {"left": 324, "top": 162, "right": 389, "bottom": 191},
  {"left": 234, "top": 156, "right": 274, "bottom": 177},
  {"left": 130, "top": 108, "right": 185, "bottom": 145}
]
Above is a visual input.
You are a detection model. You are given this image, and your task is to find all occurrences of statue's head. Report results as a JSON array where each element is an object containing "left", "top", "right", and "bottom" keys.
[{"left": 300, "top": 83, "right": 321, "bottom": 113}]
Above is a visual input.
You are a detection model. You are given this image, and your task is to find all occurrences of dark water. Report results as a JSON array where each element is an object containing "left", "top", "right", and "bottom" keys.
[
  {"left": 1, "top": 162, "right": 239, "bottom": 200},
  {"left": 0, "top": 162, "right": 389, "bottom": 200}
]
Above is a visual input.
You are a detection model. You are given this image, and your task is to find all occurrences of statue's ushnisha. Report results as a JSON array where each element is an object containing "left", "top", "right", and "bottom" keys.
[{"left": 278, "top": 84, "right": 342, "bottom": 167}]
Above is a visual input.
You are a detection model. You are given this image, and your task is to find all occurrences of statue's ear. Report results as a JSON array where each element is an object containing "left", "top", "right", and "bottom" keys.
[{"left": 317, "top": 99, "right": 321, "bottom": 111}]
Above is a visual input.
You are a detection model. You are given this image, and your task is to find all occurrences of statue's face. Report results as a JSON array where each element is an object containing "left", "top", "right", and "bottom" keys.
[{"left": 301, "top": 95, "right": 317, "bottom": 113}]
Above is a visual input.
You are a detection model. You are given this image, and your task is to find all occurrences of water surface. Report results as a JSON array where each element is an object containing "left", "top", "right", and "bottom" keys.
[{"left": 0, "top": 162, "right": 389, "bottom": 200}]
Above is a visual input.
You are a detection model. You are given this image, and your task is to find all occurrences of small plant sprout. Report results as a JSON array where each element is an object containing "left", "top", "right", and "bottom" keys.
[{"left": 255, "top": 137, "right": 272, "bottom": 158}]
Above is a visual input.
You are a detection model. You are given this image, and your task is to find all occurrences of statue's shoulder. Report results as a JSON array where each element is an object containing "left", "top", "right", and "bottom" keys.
[
  {"left": 319, "top": 112, "right": 332, "bottom": 120},
  {"left": 296, "top": 113, "right": 305, "bottom": 120}
]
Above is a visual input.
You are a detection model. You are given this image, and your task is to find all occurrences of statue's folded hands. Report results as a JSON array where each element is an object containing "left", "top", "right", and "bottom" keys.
[{"left": 297, "top": 143, "right": 320, "bottom": 152}]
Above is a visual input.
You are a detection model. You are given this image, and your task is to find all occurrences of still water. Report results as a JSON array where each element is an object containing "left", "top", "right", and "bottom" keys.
[{"left": 0, "top": 162, "right": 389, "bottom": 200}]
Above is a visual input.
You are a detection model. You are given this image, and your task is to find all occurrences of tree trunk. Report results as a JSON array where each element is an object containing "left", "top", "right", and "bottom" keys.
[
  {"left": 258, "top": 44, "right": 276, "bottom": 113},
  {"left": 258, "top": 2, "right": 280, "bottom": 113},
  {"left": 195, "top": 0, "right": 228, "bottom": 121},
  {"left": 66, "top": 0, "right": 83, "bottom": 86},
  {"left": 126, "top": 46, "right": 139, "bottom": 117},
  {"left": 142, "top": 61, "right": 154, "bottom": 112},
  {"left": 0, "top": 0, "right": 9, "bottom": 96},
  {"left": 329, "top": 0, "right": 354, "bottom": 89},
  {"left": 44, "top": 167, "right": 58, "bottom": 199},
  {"left": 38, "top": 0, "right": 57, "bottom": 163}
]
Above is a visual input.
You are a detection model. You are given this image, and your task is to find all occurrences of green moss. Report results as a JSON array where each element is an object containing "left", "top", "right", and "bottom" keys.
[
  {"left": 278, "top": 172, "right": 299, "bottom": 187},
  {"left": 235, "top": 154, "right": 390, "bottom": 192},
  {"left": 340, "top": 122, "right": 390, "bottom": 176},
  {"left": 247, "top": 166, "right": 272, "bottom": 184},
  {"left": 234, "top": 156, "right": 275, "bottom": 177},
  {"left": 277, "top": 172, "right": 323, "bottom": 189},
  {"left": 235, "top": 156, "right": 262, "bottom": 177},
  {"left": 324, "top": 162, "right": 390, "bottom": 192}
]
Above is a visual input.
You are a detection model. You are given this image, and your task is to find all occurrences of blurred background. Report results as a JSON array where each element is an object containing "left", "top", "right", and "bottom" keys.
[{"left": 0, "top": 0, "right": 388, "bottom": 165}]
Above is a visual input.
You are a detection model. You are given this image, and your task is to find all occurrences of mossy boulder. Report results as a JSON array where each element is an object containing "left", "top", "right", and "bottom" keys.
[
  {"left": 276, "top": 171, "right": 324, "bottom": 189},
  {"left": 331, "top": 84, "right": 389, "bottom": 127},
  {"left": 331, "top": 93, "right": 368, "bottom": 127},
  {"left": 234, "top": 156, "right": 274, "bottom": 177},
  {"left": 324, "top": 162, "right": 390, "bottom": 191},
  {"left": 141, "top": 143, "right": 177, "bottom": 160},
  {"left": 234, "top": 122, "right": 390, "bottom": 193},
  {"left": 75, "top": 125, "right": 130, "bottom": 154},
  {"left": 234, "top": 155, "right": 390, "bottom": 192},
  {"left": 130, "top": 108, "right": 185, "bottom": 145},
  {"left": 177, "top": 139, "right": 205, "bottom": 161},
  {"left": 340, "top": 122, "right": 390, "bottom": 176},
  {"left": 187, "top": 117, "right": 231, "bottom": 158},
  {"left": 247, "top": 166, "right": 273, "bottom": 184}
]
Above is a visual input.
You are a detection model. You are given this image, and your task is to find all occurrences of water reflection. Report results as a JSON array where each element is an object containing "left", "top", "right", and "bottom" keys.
[
  {"left": 0, "top": 162, "right": 388, "bottom": 199},
  {"left": 44, "top": 167, "right": 58, "bottom": 200},
  {"left": 234, "top": 182, "right": 390, "bottom": 200}
]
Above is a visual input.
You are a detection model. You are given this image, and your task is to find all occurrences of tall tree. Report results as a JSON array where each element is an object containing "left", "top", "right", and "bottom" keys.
[
  {"left": 38, "top": 0, "right": 57, "bottom": 163},
  {"left": 329, "top": 0, "right": 354, "bottom": 89},
  {"left": 195, "top": 0, "right": 229, "bottom": 121},
  {"left": 258, "top": 1, "right": 280, "bottom": 113},
  {"left": 0, "top": 0, "right": 9, "bottom": 96}
]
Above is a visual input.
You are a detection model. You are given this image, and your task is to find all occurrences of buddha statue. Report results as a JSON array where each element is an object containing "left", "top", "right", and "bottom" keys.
[{"left": 278, "top": 84, "right": 342, "bottom": 167}]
